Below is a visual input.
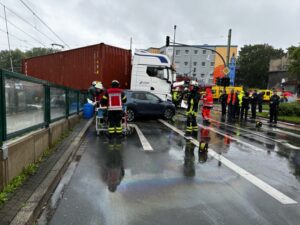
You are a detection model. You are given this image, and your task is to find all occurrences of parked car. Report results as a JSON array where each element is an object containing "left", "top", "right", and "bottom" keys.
[{"left": 124, "top": 90, "right": 175, "bottom": 122}]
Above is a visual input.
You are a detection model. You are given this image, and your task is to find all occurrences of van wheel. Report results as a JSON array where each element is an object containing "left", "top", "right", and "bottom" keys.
[
  {"left": 127, "top": 108, "right": 135, "bottom": 122},
  {"left": 164, "top": 108, "right": 174, "bottom": 120}
]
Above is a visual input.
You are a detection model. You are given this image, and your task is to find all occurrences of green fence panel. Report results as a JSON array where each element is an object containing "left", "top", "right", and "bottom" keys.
[
  {"left": 0, "top": 70, "right": 4, "bottom": 146},
  {"left": 44, "top": 85, "right": 50, "bottom": 128},
  {"left": 50, "top": 86, "right": 66, "bottom": 122},
  {"left": 0, "top": 69, "right": 84, "bottom": 141},
  {"left": 65, "top": 89, "right": 69, "bottom": 118}
]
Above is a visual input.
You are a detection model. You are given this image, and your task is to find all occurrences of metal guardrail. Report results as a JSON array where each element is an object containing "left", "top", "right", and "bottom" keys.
[{"left": 0, "top": 69, "right": 86, "bottom": 146}]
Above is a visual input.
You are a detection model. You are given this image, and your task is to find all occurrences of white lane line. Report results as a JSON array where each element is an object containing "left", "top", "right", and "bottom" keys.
[
  {"left": 130, "top": 124, "right": 153, "bottom": 151},
  {"left": 209, "top": 119, "right": 300, "bottom": 150},
  {"left": 197, "top": 123, "right": 266, "bottom": 153},
  {"left": 270, "top": 128, "right": 300, "bottom": 139},
  {"left": 158, "top": 119, "right": 298, "bottom": 205},
  {"left": 213, "top": 108, "right": 300, "bottom": 131}
]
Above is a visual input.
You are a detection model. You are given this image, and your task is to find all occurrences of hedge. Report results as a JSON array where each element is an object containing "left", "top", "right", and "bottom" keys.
[{"left": 278, "top": 102, "right": 300, "bottom": 116}]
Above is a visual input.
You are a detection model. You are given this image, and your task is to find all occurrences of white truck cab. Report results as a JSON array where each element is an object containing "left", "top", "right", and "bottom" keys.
[{"left": 130, "top": 50, "right": 175, "bottom": 100}]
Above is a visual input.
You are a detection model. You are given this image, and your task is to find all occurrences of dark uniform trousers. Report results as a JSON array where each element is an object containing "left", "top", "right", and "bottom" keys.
[{"left": 108, "top": 111, "right": 123, "bottom": 135}]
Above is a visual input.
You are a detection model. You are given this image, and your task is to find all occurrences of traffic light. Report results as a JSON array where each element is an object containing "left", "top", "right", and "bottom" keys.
[
  {"left": 166, "top": 36, "right": 170, "bottom": 47},
  {"left": 224, "top": 77, "right": 230, "bottom": 86}
]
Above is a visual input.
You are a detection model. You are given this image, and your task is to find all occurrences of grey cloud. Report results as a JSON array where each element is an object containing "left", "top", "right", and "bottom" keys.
[{"left": 0, "top": 0, "right": 299, "bottom": 51}]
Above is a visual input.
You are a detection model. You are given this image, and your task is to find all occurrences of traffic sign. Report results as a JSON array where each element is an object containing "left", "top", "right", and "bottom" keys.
[{"left": 223, "top": 67, "right": 230, "bottom": 75}]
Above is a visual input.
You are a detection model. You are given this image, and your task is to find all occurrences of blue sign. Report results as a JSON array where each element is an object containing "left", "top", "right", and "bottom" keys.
[{"left": 229, "top": 56, "right": 236, "bottom": 86}]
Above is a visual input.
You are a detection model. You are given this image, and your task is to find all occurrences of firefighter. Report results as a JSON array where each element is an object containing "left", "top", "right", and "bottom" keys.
[
  {"left": 202, "top": 87, "right": 213, "bottom": 124},
  {"left": 250, "top": 90, "right": 258, "bottom": 119},
  {"left": 172, "top": 87, "right": 181, "bottom": 108},
  {"left": 269, "top": 90, "right": 280, "bottom": 124},
  {"left": 240, "top": 91, "right": 250, "bottom": 121},
  {"left": 185, "top": 83, "right": 200, "bottom": 136},
  {"left": 235, "top": 91, "right": 244, "bottom": 119},
  {"left": 257, "top": 91, "right": 264, "bottom": 113},
  {"left": 101, "top": 80, "right": 127, "bottom": 137},
  {"left": 227, "top": 89, "right": 236, "bottom": 121},
  {"left": 219, "top": 90, "right": 227, "bottom": 116},
  {"left": 88, "top": 81, "right": 104, "bottom": 107}
]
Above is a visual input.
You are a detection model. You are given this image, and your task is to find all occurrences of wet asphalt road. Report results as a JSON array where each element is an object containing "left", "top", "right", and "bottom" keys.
[{"left": 46, "top": 112, "right": 300, "bottom": 225}]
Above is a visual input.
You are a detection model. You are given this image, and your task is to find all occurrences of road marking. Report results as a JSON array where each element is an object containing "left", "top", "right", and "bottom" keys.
[
  {"left": 270, "top": 128, "right": 300, "bottom": 139},
  {"left": 159, "top": 119, "right": 298, "bottom": 205},
  {"left": 197, "top": 123, "right": 266, "bottom": 153},
  {"left": 209, "top": 119, "right": 300, "bottom": 150},
  {"left": 213, "top": 107, "right": 300, "bottom": 131},
  {"left": 130, "top": 124, "right": 153, "bottom": 151}
]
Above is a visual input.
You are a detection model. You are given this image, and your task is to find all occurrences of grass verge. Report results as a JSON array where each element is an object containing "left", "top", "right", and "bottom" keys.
[
  {"left": 257, "top": 112, "right": 300, "bottom": 124},
  {"left": 0, "top": 129, "right": 72, "bottom": 205}
]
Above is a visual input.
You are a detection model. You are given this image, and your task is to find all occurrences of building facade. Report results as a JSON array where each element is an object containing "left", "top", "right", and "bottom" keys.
[
  {"left": 268, "top": 55, "right": 300, "bottom": 96},
  {"left": 159, "top": 45, "right": 237, "bottom": 84}
]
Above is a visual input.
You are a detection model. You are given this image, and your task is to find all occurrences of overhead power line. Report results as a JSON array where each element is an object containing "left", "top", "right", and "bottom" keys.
[
  {"left": 19, "top": 0, "right": 70, "bottom": 48},
  {"left": 0, "top": 14, "right": 47, "bottom": 47},
  {"left": 0, "top": 28, "right": 36, "bottom": 47},
  {"left": 0, "top": 2, "right": 57, "bottom": 44}
]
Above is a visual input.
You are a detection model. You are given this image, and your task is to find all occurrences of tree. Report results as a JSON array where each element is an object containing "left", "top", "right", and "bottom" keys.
[
  {"left": 236, "top": 44, "right": 284, "bottom": 89},
  {"left": 25, "top": 47, "right": 57, "bottom": 58},
  {"left": 288, "top": 46, "right": 300, "bottom": 76},
  {"left": 0, "top": 47, "right": 59, "bottom": 73},
  {"left": 0, "top": 49, "right": 25, "bottom": 73}
]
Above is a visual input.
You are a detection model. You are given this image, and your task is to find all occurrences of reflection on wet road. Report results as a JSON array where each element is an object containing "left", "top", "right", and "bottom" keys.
[{"left": 47, "top": 113, "right": 300, "bottom": 225}]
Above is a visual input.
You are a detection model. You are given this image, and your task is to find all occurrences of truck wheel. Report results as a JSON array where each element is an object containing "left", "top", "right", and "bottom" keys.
[
  {"left": 164, "top": 108, "right": 174, "bottom": 120},
  {"left": 127, "top": 108, "right": 135, "bottom": 122}
]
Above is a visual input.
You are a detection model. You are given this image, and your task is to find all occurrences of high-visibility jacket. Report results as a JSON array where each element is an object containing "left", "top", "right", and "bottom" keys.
[
  {"left": 227, "top": 93, "right": 236, "bottom": 105},
  {"left": 102, "top": 88, "right": 126, "bottom": 111},
  {"left": 186, "top": 91, "right": 200, "bottom": 116},
  {"left": 238, "top": 91, "right": 244, "bottom": 106},
  {"left": 203, "top": 89, "right": 213, "bottom": 108}
]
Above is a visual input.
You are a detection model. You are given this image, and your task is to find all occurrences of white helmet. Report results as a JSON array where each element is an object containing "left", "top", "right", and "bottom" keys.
[
  {"left": 92, "top": 81, "right": 97, "bottom": 86},
  {"left": 95, "top": 81, "right": 103, "bottom": 89}
]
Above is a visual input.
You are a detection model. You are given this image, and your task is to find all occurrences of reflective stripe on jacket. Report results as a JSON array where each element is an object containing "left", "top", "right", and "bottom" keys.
[{"left": 227, "top": 93, "right": 236, "bottom": 105}]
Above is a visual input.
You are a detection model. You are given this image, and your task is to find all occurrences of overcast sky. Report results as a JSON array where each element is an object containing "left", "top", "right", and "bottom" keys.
[{"left": 0, "top": 0, "right": 299, "bottom": 53}]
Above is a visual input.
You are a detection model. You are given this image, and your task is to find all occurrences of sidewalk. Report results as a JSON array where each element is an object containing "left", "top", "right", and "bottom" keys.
[{"left": 0, "top": 118, "right": 92, "bottom": 225}]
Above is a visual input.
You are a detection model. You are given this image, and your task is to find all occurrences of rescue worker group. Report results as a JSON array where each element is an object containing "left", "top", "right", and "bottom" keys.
[{"left": 88, "top": 79, "right": 280, "bottom": 138}]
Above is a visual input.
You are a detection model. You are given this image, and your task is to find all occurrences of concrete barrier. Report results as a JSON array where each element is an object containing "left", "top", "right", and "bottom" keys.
[{"left": 0, "top": 114, "right": 82, "bottom": 191}]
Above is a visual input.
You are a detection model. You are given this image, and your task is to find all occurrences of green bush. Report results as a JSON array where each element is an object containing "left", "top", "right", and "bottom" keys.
[{"left": 278, "top": 102, "right": 300, "bottom": 116}]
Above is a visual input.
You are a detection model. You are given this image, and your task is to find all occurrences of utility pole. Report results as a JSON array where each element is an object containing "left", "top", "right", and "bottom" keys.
[
  {"left": 130, "top": 37, "right": 132, "bottom": 51},
  {"left": 172, "top": 25, "right": 177, "bottom": 66},
  {"left": 3, "top": 5, "right": 14, "bottom": 72},
  {"left": 226, "top": 28, "right": 232, "bottom": 67}
]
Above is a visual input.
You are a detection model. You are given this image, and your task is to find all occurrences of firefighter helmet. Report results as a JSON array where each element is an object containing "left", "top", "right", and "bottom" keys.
[{"left": 111, "top": 80, "right": 120, "bottom": 88}]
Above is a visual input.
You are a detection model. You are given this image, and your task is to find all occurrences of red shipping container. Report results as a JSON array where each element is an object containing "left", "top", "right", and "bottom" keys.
[{"left": 22, "top": 43, "right": 132, "bottom": 91}]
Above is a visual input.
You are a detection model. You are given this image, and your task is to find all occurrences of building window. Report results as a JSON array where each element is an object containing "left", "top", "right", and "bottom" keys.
[
  {"left": 193, "top": 68, "right": 196, "bottom": 72},
  {"left": 201, "top": 73, "right": 205, "bottom": 78},
  {"left": 202, "top": 62, "right": 206, "bottom": 67},
  {"left": 184, "top": 61, "right": 188, "bottom": 67},
  {"left": 193, "top": 62, "right": 197, "bottom": 66},
  {"left": 194, "top": 50, "right": 198, "bottom": 55},
  {"left": 210, "top": 62, "right": 215, "bottom": 67},
  {"left": 210, "top": 72, "right": 214, "bottom": 77},
  {"left": 175, "top": 50, "right": 180, "bottom": 56},
  {"left": 193, "top": 73, "right": 196, "bottom": 77},
  {"left": 185, "top": 50, "right": 189, "bottom": 55},
  {"left": 203, "top": 50, "right": 206, "bottom": 54}
]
